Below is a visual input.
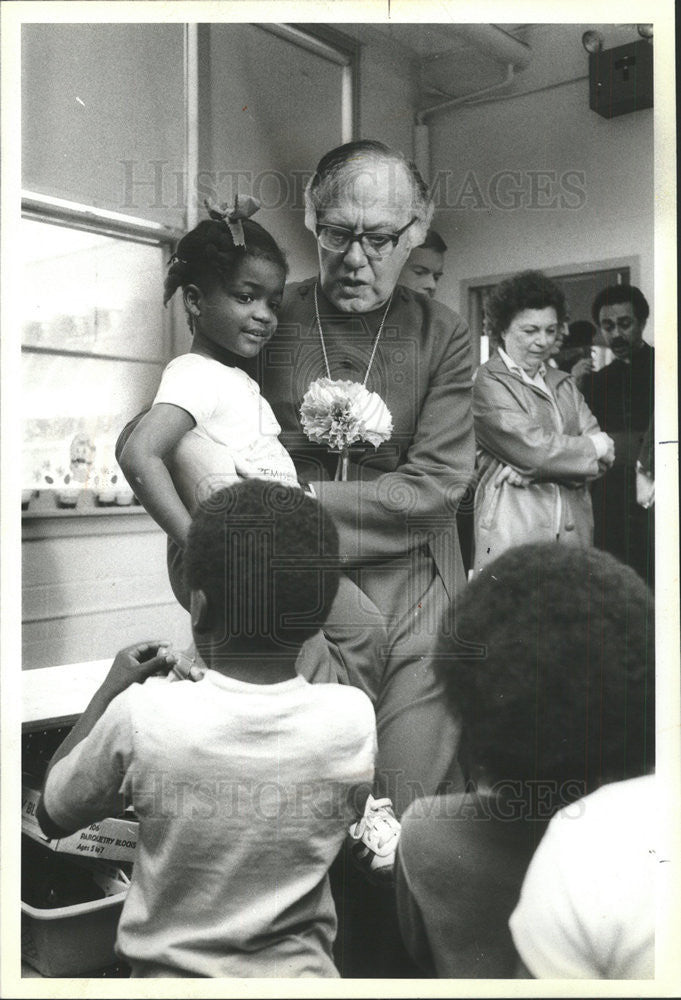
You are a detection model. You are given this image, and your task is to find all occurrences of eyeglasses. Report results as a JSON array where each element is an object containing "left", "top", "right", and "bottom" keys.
[{"left": 315, "top": 217, "right": 418, "bottom": 260}]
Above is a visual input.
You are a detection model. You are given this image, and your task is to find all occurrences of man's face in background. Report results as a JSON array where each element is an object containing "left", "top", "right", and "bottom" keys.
[
  {"left": 398, "top": 247, "right": 445, "bottom": 298},
  {"left": 598, "top": 302, "right": 645, "bottom": 361}
]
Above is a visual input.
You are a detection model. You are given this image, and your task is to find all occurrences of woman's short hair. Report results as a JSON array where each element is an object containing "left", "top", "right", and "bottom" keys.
[
  {"left": 438, "top": 544, "right": 654, "bottom": 802},
  {"left": 304, "top": 139, "right": 434, "bottom": 245},
  {"left": 591, "top": 284, "right": 650, "bottom": 325},
  {"left": 486, "top": 270, "right": 568, "bottom": 342}
]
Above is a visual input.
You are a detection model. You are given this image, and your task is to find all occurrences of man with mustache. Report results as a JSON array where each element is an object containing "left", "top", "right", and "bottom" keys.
[{"left": 586, "top": 284, "right": 654, "bottom": 584}]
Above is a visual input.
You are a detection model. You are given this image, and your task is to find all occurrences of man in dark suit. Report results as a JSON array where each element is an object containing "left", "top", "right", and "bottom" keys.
[
  {"left": 259, "top": 141, "right": 475, "bottom": 819},
  {"left": 586, "top": 284, "right": 654, "bottom": 586}
]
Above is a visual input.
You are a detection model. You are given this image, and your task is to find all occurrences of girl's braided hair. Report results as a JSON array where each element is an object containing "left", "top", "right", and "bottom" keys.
[{"left": 164, "top": 200, "right": 288, "bottom": 306}]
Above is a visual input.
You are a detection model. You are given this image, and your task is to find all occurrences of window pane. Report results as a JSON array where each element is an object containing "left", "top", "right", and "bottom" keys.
[
  {"left": 22, "top": 219, "right": 166, "bottom": 360},
  {"left": 22, "top": 353, "right": 162, "bottom": 492},
  {"left": 22, "top": 23, "right": 186, "bottom": 228}
]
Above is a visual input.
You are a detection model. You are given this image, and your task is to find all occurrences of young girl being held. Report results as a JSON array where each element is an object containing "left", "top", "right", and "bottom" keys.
[{"left": 120, "top": 197, "right": 297, "bottom": 554}]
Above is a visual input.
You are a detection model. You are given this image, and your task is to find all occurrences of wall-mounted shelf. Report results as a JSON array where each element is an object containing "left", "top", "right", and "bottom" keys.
[{"left": 22, "top": 496, "right": 161, "bottom": 541}]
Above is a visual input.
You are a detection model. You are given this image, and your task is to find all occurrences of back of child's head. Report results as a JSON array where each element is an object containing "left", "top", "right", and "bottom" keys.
[
  {"left": 184, "top": 479, "right": 340, "bottom": 648},
  {"left": 438, "top": 544, "right": 654, "bottom": 806},
  {"left": 164, "top": 198, "right": 288, "bottom": 306}
]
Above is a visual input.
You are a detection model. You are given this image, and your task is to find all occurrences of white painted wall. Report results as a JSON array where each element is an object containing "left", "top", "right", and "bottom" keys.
[
  {"left": 348, "top": 26, "right": 419, "bottom": 157},
  {"left": 425, "top": 24, "right": 654, "bottom": 335},
  {"left": 201, "top": 24, "right": 348, "bottom": 282},
  {"left": 22, "top": 515, "right": 191, "bottom": 670},
  {"left": 202, "top": 24, "right": 420, "bottom": 281}
]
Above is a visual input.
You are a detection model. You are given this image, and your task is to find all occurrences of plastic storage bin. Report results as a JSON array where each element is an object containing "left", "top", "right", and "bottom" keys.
[
  {"left": 21, "top": 889, "right": 127, "bottom": 977},
  {"left": 21, "top": 684, "right": 132, "bottom": 976}
]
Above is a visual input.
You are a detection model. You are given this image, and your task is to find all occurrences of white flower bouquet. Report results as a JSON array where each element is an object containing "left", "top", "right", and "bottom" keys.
[{"left": 300, "top": 377, "right": 393, "bottom": 480}]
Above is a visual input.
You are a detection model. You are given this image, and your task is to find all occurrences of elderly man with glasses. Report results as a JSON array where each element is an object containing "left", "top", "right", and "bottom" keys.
[
  {"left": 256, "top": 139, "right": 475, "bottom": 975},
  {"left": 259, "top": 140, "right": 474, "bottom": 812}
]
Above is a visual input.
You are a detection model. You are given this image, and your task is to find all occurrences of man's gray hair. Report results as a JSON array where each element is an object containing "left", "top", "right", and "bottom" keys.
[{"left": 304, "top": 140, "right": 434, "bottom": 249}]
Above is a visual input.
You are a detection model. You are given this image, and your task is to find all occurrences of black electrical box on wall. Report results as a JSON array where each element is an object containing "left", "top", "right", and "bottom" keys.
[{"left": 589, "top": 40, "right": 654, "bottom": 118}]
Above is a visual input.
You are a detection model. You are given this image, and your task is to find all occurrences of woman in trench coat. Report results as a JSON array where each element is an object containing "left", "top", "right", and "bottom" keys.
[{"left": 472, "top": 271, "right": 614, "bottom": 574}]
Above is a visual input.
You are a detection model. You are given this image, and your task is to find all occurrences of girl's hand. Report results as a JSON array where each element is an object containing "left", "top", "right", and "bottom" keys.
[
  {"left": 103, "top": 641, "right": 177, "bottom": 697},
  {"left": 494, "top": 464, "right": 532, "bottom": 488}
]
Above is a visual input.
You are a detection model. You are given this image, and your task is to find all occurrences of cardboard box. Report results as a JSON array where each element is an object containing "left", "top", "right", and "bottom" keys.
[{"left": 22, "top": 786, "right": 139, "bottom": 863}]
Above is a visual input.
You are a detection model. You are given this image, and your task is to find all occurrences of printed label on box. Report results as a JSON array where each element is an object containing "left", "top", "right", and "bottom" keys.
[
  {"left": 21, "top": 786, "right": 50, "bottom": 842},
  {"left": 22, "top": 786, "right": 139, "bottom": 862}
]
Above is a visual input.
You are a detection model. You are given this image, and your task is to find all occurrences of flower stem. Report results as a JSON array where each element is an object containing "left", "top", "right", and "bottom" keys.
[{"left": 334, "top": 449, "right": 350, "bottom": 482}]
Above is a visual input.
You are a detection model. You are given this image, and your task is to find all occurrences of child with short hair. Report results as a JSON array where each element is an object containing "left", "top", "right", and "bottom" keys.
[
  {"left": 37, "top": 480, "right": 377, "bottom": 977},
  {"left": 395, "top": 542, "right": 655, "bottom": 977}
]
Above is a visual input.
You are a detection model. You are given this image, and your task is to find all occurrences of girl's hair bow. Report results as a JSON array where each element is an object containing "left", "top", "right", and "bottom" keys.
[{"left": 204, "top": 194, "right": 261, "bottom": 247}]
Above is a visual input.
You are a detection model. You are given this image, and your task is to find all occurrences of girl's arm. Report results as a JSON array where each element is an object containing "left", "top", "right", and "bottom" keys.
[{"left": 119, "top": 403, "right": 196, "bottom": 549}]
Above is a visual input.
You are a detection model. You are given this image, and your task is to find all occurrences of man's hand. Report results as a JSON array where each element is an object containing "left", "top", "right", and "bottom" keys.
[
  {"left": 636, "top": 466, "right": 655, "bottom": 509},
  {"left": 103, "top": 641, "right": 177, "bottom": 698},
  {"left": 494, "top": 464, "right": 532, "bottom": 488}
]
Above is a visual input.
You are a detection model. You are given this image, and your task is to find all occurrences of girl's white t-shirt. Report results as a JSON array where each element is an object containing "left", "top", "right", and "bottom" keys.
[{"left": 153, "top": 353, "right": 297, "bottom": 484}]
